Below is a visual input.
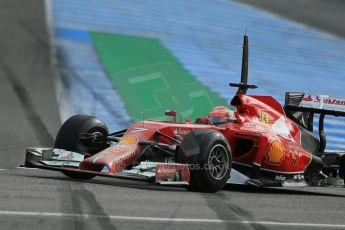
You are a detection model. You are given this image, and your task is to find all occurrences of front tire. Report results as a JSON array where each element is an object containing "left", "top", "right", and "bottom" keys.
[
  {"left": 177, "top": 130, "right": 232, "bottom": 193},
  {"left": 55, "top": 115, "right": 109, "bottom": 179}
]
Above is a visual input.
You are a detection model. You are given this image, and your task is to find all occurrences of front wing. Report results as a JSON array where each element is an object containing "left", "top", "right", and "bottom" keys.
[{"left": 25, "top": 148, "right": 190, "bottom": 186}]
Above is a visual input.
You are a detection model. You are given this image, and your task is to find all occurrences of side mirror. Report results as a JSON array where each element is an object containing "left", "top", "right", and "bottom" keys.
[{"left": 165, "top": 110, "right": 177, "bottom": 122}]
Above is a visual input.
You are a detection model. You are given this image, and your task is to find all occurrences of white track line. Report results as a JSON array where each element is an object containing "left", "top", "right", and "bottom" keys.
[
  {"left": 16, "top": 167, "right": 39, "bottom": 170},
  {"left": 0, "top": 211, "right": 344, "bottom": 228}
]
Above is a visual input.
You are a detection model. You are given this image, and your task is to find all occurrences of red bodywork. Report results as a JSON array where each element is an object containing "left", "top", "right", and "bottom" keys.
[{"left": 79, "top": 92, "right": 313, "bottom": 182}]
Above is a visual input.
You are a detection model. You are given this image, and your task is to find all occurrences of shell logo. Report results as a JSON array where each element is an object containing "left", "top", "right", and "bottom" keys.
[
  {"left": 119, "top": 135, "right": 138, "bottom": 145},
  {"left": 265, "top": 140, "right": 285, "bottom": 166}
]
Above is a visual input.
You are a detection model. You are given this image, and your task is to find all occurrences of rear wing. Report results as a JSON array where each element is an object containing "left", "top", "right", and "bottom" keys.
[
  {"left": 285, "top": 92, "right": 345, "bottom": 152},
  {"left": 285, "top": 92, "right": 345, "bottom": 117}
]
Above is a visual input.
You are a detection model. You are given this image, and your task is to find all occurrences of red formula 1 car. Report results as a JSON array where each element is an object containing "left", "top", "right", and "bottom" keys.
[{"left": 25, "top": 35, "right": 345, "bottom": 193}]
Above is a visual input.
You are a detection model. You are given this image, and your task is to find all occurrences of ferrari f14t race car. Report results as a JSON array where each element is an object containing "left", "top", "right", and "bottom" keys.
[{"left": 25, "top": 34, "right": 345, "bottom": 193}]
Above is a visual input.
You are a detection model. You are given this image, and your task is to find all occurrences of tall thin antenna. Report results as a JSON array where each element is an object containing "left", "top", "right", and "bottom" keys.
[
  {"left": 229, "top": 29, "right": 257, "bottom": 94},
  {"left": 240, "top": 28, "right": 249, "bottom": 89}
]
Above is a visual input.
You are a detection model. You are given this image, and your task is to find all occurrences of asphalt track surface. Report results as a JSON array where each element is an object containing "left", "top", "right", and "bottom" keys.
[
  {"left": 0, "top": 1, "right": 345, "bottom": 230},
  {"left": 0, "top": 0, "right": 60, "bottom": 169}
]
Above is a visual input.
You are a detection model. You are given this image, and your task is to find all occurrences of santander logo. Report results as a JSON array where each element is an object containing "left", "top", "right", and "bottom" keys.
[
  {"left": 304, "top": 95, "right": 345, "bottom": 106},
  {"left": 301, "top": 94, "right": 345, "bottom": 111},
  {"left": 303, "top": 95, "right": 313, "bottom": 102}
]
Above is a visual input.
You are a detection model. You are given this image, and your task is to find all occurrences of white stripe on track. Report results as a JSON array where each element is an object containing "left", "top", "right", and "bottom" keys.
[
  {"left": 0, "top": 211, "right": 344, "bottom": 228},
  {"left": 16, "top": 167, "right": 39, "bottom": 170}
]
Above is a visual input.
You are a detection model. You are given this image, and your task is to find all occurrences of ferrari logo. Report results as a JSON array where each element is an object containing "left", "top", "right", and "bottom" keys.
[{"left": 261, "top": 112, "right": 269, "bottom": 126}]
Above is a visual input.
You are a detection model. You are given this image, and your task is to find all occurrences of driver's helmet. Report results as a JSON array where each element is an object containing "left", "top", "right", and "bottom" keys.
[{"left": 208, "top": 106, "right": 235, "bottom": 125}]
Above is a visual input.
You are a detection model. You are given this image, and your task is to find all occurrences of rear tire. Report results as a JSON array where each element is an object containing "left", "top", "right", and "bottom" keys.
[
  {"left": 177, "top": 130, "right": 231, "bottom": 193},
  {"left": 55, "top": 115, "right": 109, "bottom": 179}
]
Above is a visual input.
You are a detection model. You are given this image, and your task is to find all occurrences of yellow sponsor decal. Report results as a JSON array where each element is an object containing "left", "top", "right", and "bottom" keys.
[
  {"left": 290, "top": 147, "right": 298, "bottom": 166},
  {"left": 261, "top": 112, "right": 269, "bottom": 126},
  {"left": 119, "top": 135, "right": 138, "bottom": 145},
  {"left": 265, "top": 140, "right": 285, "bottom": 166}
]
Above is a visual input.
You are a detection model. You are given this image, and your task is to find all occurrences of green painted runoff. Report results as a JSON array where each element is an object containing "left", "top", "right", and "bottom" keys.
[{"left": 91, "top": 32, "right": 229, "bottom": 122}]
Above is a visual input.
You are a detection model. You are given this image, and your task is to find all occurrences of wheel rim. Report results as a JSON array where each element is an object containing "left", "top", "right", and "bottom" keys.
[{"left": 207, "top": 144, "right": 229, "bottom": 180}]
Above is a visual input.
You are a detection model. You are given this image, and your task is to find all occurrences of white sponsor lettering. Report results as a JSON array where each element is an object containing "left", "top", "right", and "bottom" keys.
[
  {"left": 275, "top": 175, "right": 286, "bottom": 181},
  {"left": 130, "top": 127, "right": 149, "bottom": 133},
  {"left": 173, "top": 128, "right": 190, "bottom": 135},
  {"left": 301, "top": 94, "right": 345, "bottom": 112},
  {"left": 293, "top": 174, "right": 304, "bottom": 180},
  {"left": 157, "top": 168, "right": 177, "bottom": 174}
]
